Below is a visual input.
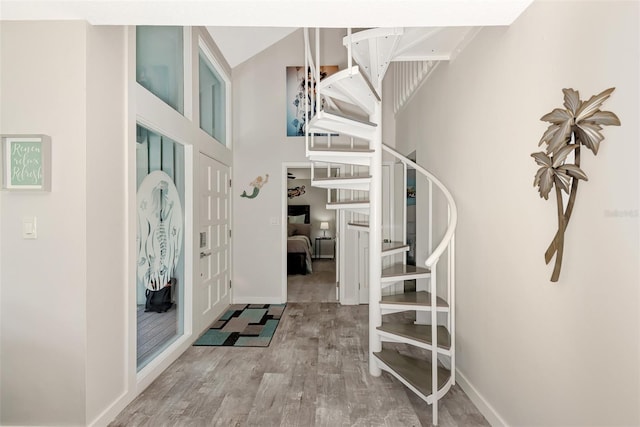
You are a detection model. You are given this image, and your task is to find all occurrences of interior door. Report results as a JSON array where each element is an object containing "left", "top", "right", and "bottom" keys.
[{"left": 197, "top": 153, "right": 231, "bottom": 333}]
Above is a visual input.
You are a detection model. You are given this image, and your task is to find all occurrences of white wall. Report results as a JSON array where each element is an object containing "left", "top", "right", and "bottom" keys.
[
  {"left": 0, "top": 22, "right": 129, "bottom": 426},
  {"left": 0, "top": 21, "right": 89, "bottom": 425},
  {"left": 395, "top": 1, "right": 639, "bottom": 425},
  {"left": 232, "top": 29, "right": 349, "bottom": 303},
  {"left": 288, "top": 177, "right": 335, "bottom": 245},
  {"left": 85, "top": 24, "right": 127, "bottom": 424}
]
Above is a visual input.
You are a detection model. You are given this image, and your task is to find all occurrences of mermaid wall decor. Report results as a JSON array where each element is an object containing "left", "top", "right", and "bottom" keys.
[{"left": 240, "top": 173, "right": 269, "bottom": 199}]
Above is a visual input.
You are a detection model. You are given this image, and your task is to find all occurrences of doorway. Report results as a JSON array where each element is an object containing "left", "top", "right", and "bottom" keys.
[{"left": 285, "top": 166, "right": 337, "bottom": 303}]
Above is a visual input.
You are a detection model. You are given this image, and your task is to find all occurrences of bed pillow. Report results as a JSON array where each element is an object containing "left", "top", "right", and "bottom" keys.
[
  {"left": 287, "top": 224, "right": 296, "bottom": 237},
  {"left": 288, "top": 214, "right": 306, "bottom": 224},
  {"left": 292, "top": 223, "right": 311, "bottom": 239}
]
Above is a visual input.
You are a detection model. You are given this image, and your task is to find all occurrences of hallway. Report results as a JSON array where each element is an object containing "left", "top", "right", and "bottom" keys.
[{"left": 111, "top": 301, "right": 488, "bottom": 426}]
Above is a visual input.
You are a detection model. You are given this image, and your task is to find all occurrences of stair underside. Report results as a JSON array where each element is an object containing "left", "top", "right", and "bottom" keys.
[
  {"left": 327, "top": 200, "right": 370, "bottom": 214},
  {"left": 309, "top": 110, "right": 377, "bottom": 140},
  {"left": 307, "top": 146, "right": 373, "bottom": 166},
  {"left": 392, "top": 27, "right": 479, "bottom": 62},
  {"left": 344, "top": 28, "right": 403, "bottom": 86},
  {"left": 380, "top": 291, "right": 449, "bottom": 313},
  {"left": 374, "top": 348, "right": 451, "bottom": 404},
  {"left": 381, "top": 264, "right": 430, "bottom": 282},
  {"left": 318, "top": 65, "right": 380, "bottom": 115},
  {"left": 346, "top": 27, "right": 478, "bottom": 68},
  {"left": 312, "top": 175, "right": 371, "bottom": 191},
  {"left": 377, "top": 323, "right": 450, "bottom": 350}
]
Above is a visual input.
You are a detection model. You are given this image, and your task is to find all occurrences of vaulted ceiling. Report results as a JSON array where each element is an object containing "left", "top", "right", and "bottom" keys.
[{"left": 1, "top": 0, "right": 534, "bottom": 68}]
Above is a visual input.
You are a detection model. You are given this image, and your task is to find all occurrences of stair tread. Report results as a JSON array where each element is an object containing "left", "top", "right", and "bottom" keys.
[
  {"left": 381, "top": 291, "right": 448, "bottom": 308},
  {"left": 309, "top": 110, "right": 377, "bottom": 141},
  {"left": 348, "top": 221, "right": 370, "bottom": 228},
  {"left": 308, "top": 146, "right": 374, "bottom": 153},
  {"left": 377, "top": 323, "right": 451, "bottom": 350},
  {"left": 307, "top": 147, "right": 374, "bottom": 168},
  {"left": 313, "top": 175, "right": 371, "bottom": 181},
  {"left": 328, "top": 200, "right": 370, "bottom": 206},
  {"left": 327, "top": 200, "right": 370, "bottom": 214},
  {"left": 374, "top": 348, "right": 450, "bottom": 398},
  {"left": 381, "top": 264, "right": 431, "bottom": 278},
  {"left": 313, "top": 175, "right": 371, "bottom": 191},
  {"left": 322, "top": 109, "right": 377, "bottom": 127},
  {"left": 382, "top": 241, "right": 409, "bottom": 253}
]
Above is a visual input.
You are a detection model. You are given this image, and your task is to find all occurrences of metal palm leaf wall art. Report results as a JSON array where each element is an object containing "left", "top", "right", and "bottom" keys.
[{"left": 532, "top": 88, "right": 620, "bottom": 282}]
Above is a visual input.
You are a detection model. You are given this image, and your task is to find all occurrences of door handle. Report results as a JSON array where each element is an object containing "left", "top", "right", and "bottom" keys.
[{"left": 200, "top": 251, "right": 211, "bottom": 258}]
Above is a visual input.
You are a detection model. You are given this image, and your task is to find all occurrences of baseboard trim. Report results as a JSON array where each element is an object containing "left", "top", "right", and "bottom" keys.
[
  {"left": 456, "top": 369, "right": 509, "bottom": 427},
  {"left": 90, "top": 334, "right": 196, "bottom": 427},
  {"left": 89, "top": 389, "right": 129, "bottom": 427}
]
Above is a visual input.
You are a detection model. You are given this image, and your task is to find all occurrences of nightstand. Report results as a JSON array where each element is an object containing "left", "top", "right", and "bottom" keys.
[{"left": 314, "top": 237, "right": 334, "bottom": 259}]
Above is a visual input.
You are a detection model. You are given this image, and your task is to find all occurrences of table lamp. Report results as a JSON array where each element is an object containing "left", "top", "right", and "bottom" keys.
[{"left": 320, "top": 221, "right": 329, "bottom": 237}]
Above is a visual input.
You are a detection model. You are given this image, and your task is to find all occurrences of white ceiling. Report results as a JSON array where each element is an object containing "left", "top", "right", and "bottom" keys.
[
  {"left": 1, "top": 0, "right": 534, "bottom": 68},
  {"left": 206, "top": 27, "right": 298, "bottom": 68}
]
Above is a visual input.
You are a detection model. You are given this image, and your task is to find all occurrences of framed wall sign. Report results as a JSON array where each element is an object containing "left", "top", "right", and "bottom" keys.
[{"left": 1, "top": 135, "right": 51, "bottom": 191}]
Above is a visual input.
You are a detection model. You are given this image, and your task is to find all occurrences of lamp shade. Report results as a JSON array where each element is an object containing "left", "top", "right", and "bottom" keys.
[{"left": 320, "top": 221, "right": 329, "bottom": 237}]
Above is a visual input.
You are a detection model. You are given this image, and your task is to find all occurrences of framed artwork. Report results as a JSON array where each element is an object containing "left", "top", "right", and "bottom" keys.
[
  {"left": 288, "top": 185, "right": 306, "bottom": 199},
  {"left": 286, "top": 65, "right": 338, "bottom": 137},
  {"left": 1, "top": 135, "right": 51, "bottom": 191},
  {"left": 406, "top": 151, "right": 416, "bottom": 205},
  {"left": 407, "top": 174, "right": 416, "bottom": 206}
]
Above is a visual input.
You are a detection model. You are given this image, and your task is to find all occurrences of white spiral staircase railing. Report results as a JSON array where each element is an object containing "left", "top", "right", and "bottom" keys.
[{"left": 303, "top": 27, "right": 463, "bottom": 425}]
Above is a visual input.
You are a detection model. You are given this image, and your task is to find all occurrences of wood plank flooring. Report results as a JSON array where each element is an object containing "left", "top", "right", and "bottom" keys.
[
  {"left": 112, "top": 260, "right": 488, "bottom": 426},
  {"left": 287, "top": 259, "right": 338, "bottom": 303}
]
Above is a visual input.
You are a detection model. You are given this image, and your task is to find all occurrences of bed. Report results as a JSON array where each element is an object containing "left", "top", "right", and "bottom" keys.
[{"left": 287, "top": 205, "right": 313, "bottom": 275}]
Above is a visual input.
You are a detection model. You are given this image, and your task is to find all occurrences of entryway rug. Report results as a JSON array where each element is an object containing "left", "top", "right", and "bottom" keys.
[{"left": 193, "top": 303, "right": 286, "bottom": 347}]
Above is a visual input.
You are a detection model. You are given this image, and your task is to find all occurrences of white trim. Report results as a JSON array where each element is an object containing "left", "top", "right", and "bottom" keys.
[
  {"left": 132, "top": 123, "right": 195, "bottom": 367},
  {"left": 197, "top": 36, "right": 232, "bottom": 149},
  {"left": 281, "top": 161, "right": 313, "bottom": 304},
  {"left": 183, "top": 26, "right": 193, "bottom": 121},
  {"left": 456, "top": 369, "right": 509, "bottom": 427}
]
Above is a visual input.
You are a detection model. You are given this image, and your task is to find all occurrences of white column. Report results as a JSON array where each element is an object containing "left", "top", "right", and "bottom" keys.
[{"left": 369, "top": 101, "right": 383, "bottom": 376}]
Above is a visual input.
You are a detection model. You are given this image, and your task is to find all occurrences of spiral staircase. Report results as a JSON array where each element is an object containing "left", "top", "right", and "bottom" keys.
[{"left": 304, "top": 27, "right": 466, "bottom": 425}]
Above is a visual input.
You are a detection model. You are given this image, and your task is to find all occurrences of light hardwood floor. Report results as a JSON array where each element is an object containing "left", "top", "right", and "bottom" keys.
[
  {"left": 112, "top": 260, "right": 488, "bottom": 426},
  {"left": 288, "top": 259, "right": 338, "bottom": 303}
]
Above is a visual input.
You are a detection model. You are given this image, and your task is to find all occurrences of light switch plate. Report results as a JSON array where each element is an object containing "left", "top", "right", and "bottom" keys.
[{"left": 22, "top": 216, "right": 37, "bottom": 239}]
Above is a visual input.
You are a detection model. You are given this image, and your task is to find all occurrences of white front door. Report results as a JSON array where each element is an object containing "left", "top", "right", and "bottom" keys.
[{"left": 197, "top": 153, "right": 231, "bottom": 333}]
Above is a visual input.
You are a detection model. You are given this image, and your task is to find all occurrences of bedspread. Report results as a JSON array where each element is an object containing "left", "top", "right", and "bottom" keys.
[{"left": 287, "top": 235, "right": 312, "bottom": 273}]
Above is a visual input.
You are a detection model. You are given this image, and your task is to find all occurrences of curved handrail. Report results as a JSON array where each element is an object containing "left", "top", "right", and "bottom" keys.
[{"left": 382, "top": 143, "right": 457, "bottom": 268}]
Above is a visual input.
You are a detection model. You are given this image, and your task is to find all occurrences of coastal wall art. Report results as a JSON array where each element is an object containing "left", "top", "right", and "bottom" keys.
[
  {"left": 286, "top": 65, "right": 338, "bottom": 137},
  {"left": 532, "top": 87, "right": 620, "bottom": 282}
]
